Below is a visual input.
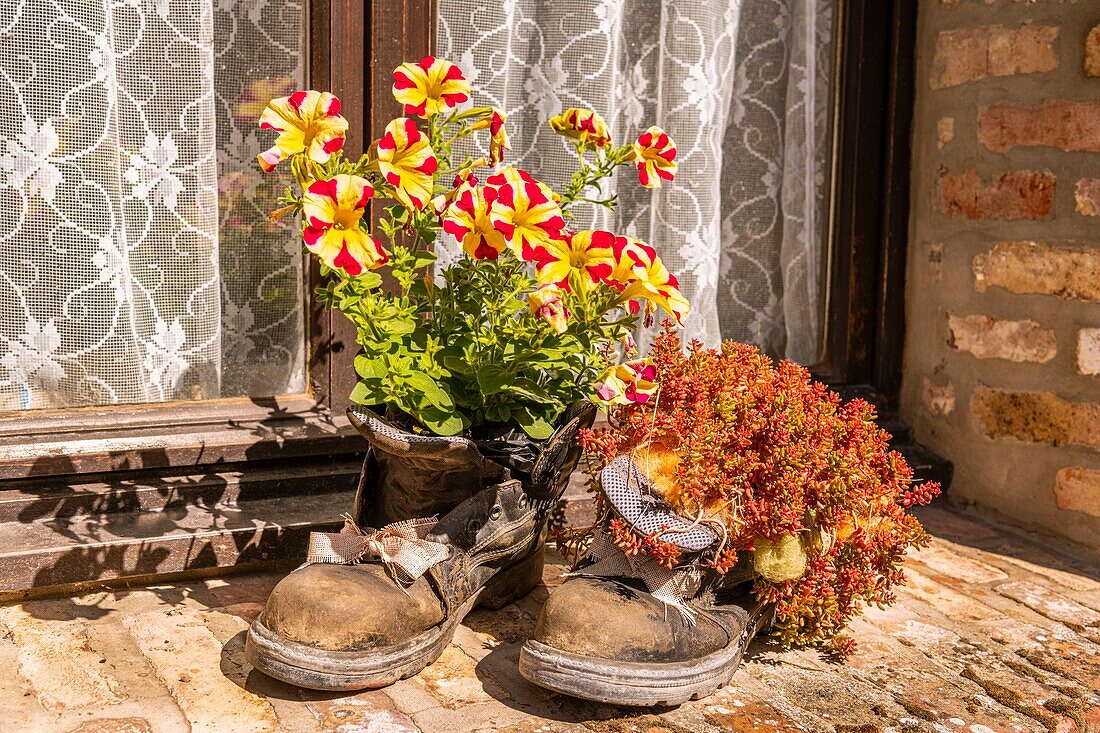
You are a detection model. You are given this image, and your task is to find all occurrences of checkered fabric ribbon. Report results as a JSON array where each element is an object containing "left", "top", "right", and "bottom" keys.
[
  {"left": 573, "top": 530, "right": 701, "bottom": 622},
  {"left": 305, "top": 515, "right": 451, "bottom": 584}
]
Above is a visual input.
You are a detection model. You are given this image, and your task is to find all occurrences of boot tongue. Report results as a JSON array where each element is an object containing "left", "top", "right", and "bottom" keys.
[
  {"left": 526, "top": 402, "right": 597, "bottom": 504},
  {"left": 471, "top": 434, "right": 540, "bottom": 475},
  {"left": 425, "top": 481, "right": 512, "bottom": 551},
  {"left": 600, "top": 456, "right": 719, "bottom": 551}
]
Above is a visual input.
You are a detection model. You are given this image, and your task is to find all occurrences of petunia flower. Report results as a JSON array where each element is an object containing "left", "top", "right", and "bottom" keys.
[
  {"left": 441, "top": 177, "right": 508, "bottom": 260},
  {"left": 607, "top": 236, "right": 657, "bottom": 285},
  {"left": 470, "top": 108, "right": 510, "bottom": 165},
  {"left": 608, "top": 237, "right": 690, "bottom": 324},
  {"left": 621, "top": 331, "right": 637, "bottom": 355},
  {"left": 548, "top": 108, "right": 611, "bottom": 148},
  {"left": 528, "top": 284, "right": 569, "bottom": 334},
  {"left": 376, "top": 117, "right": 439, "bottom": 210},
  {"left": 484, "top": 167, "right": 566, "bottom": 261},
  {"left": 301, "top": 174, "right": 387, "bottom": 276},
  {"left": 628, "top": 126, "right": 677, "bottom": 188},
  {"left": 534, "top": 229, "right": 616, "bottom": 289},
  {"left": 594, "top": 359, "right": 658, "bottom": 405},
  {"left": 392, "top": 56, "right": 471, "bottom": 118},
  {"left": 257, "top": 90, "right": 348, "bottom": 172}
]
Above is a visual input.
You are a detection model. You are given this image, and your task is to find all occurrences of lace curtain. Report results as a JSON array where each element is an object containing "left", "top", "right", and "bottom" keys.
[
  {"left": 0, "top": 0, "right": 305, "bottom": 411},
  {"left": 436, "top": 0, "right": 834, "bottom": 363}
]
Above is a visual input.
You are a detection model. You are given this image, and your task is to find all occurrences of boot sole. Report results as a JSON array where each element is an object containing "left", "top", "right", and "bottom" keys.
[
  {"left": 518, "top": 603, "right": 771, "bottom": 707},
  {"left": 244, "top": 548, "right": 544, "bottom": 691}
]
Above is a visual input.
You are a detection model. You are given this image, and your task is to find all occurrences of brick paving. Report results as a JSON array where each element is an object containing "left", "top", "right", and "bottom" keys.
[{"left": 1, "top": 505, "right": 1098, "bottom": 733}]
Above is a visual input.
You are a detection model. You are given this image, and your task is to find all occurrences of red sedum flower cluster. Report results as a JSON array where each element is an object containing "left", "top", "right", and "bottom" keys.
[{"left": 578, "top": 326, "right": 941, "bottom": 650}]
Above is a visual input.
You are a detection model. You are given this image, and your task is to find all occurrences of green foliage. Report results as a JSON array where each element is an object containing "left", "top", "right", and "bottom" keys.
[{"left": 318, "top": 244, "right": 632, "bottom": 437}]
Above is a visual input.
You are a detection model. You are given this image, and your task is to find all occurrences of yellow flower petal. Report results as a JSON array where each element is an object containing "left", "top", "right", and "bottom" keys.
[
  {"left": 441, "top": 178, "right": 508, "bottom": 259},
  {"left": 391, "top": 57, "right": 471, "bottom": 118},
  {"left": 547, "top": 108, "right": 611, "bottom": 148},
  {"left": 534, "top": 229, "right": 616, "bottom": 289},
  {"left": 629, "top": 126, "right": 677, "bottom": 189},
  {"left": 484, "top": 167, "right": 566, "bottom": 261},
  {"left": 376, "top": 117, "right": 438, "bottom": 211},
  {"left": 301, "top": 174, "right": 386, "bottom": 276}
]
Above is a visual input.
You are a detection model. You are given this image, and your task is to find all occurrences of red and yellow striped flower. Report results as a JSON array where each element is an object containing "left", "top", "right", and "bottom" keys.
[
  {"left": 629, "top": 126, "right": 677, "bottom": 188},
  {"left": 528, "top": 284, "right": 569, "bottom": 334},
  {"left": 301, "top": 174, "right": 387, "bottom": 276},
  {"left": 470, "top": 108, "right": 510, "bottom": 165},
  {"left": 441, "top": 177, "right": 508, "bottom": 260},
  {"left": 548, "top": 108, "right": 611, "bottom": 148},
  {"left": 257, "top": 90, "right": 348, "bottom": 172},
  {"left": 608, "top": 236, "right": 657, "bottom": 285},
  {"left": 376, "top": 118, "right": 438, "bottom": 211},
  {"left": 609, "top": 238, "right": 690, "bottom": 324},
  {"left": 534, "top": 229, "right": 616, "bottom": 289},
  {"left": 485, "top": 167, "right": 566, "bottom": 261},
  {"left": 392, "top": 57, "right": 471, "bottom": 118},
  {"left": 594, "top": 359, "right": 658, "bottom": 405}
]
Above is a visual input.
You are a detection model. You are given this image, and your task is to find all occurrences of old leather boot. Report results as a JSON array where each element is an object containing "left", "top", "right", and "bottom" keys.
[
  {"left": 245, "top": 403, "right": 595, "bottom": 691},
  {"left": 519, "top": 455, "right": 771, "bottom": 706},
  {"left": 519, "top": 574, "right": 771, "bottom": 706}
]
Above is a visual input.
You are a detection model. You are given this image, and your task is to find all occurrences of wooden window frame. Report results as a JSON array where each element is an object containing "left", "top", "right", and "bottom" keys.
[
  {"left": 814, "top": 0, "right": 917, "bottom": 410},
  {"left": 0, "top": 0, "right": 436, "bottom": 482}
]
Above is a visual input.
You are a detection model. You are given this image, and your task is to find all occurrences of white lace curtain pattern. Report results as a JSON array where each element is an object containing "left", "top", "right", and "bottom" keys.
[
  {"left": 0, "top": 0, "right": 305, "bottom": 411},
  {"left": 436, "top": 0, "right": 834, "bottom": 362}
]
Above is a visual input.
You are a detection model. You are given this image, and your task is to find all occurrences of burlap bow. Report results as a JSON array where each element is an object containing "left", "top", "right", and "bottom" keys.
[
  {"left": 572, "top": 530, "right": 702, "bottom": 622},
  {"left": 305, "top": 515, "right": 451, "bottom": 584}
]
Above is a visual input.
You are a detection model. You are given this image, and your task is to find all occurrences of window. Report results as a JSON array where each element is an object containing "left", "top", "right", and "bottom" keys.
[
  {"left": 0, "top": 0, "right": 390, "bottom": 594},
  {"left": 0, "top": 0, "right": 307, "bottom": 411}
]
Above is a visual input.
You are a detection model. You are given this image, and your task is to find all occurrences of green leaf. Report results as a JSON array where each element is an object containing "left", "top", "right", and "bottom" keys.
[
  {"left": 442, "top": 355, "right": 474, "bottom": 375},
  {"left": 513, "top": 406, "right": 554, "bottom": 440},
  {"left": 419, "top": 408, "right": 468, "bottom": 436},
  {"left": 354, "top": 355, "right": 387, "bottom": 379},
  {"left": 350, "top": 271, "right": 383, "bottom": 290},
  {"left": 385, "top": 203, "right": 409, "bottom": 223},
  {"left": 349, "top": 380, "right": 384, "bottom": 405},
  {"left": 412, "top": 250, "right": 437, "bottom": 269},
  {"left": 476, "top": 365, "right": 513, "bottom": 395},
  {"left": 404, "top": 372, "right": 455, "bottom": 410},
  {"left": 507, "top": 378, "right": 560, "bottom": 407}
]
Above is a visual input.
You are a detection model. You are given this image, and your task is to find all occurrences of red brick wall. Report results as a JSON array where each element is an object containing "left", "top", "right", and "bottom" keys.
[{"left": 901, "top": 0, "right": 1100, "bottom": 547}]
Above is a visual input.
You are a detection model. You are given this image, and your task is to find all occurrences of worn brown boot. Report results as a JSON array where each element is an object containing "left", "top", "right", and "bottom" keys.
[
  {"left": 519, "top": 575, "right": 771, "bottom": 706},
  {"left": 518, "top": 455, "right": 772, "bottom": 706},
  {"left": 245, "top": 403, "right": 595, "bottom": 691}
]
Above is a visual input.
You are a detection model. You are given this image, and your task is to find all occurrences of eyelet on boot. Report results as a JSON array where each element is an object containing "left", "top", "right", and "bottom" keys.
[{"left": 489, "top": 504, "right": 503, "bottom": 520}]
